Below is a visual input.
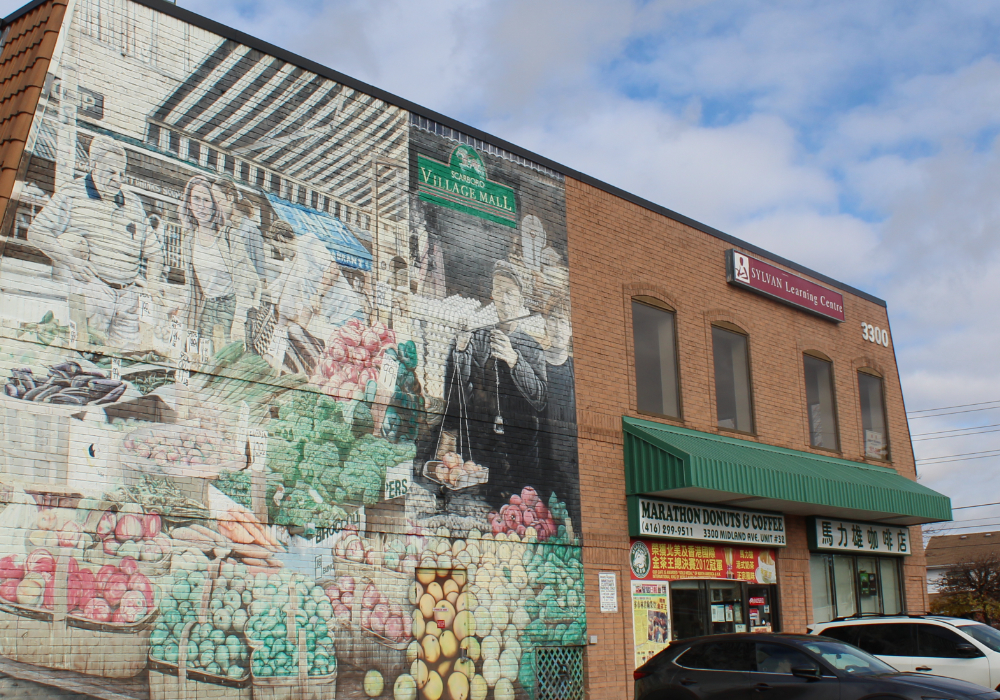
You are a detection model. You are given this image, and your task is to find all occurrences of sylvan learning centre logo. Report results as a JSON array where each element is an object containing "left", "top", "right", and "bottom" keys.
[
  {"left": 734, "top": 252, "right": 751, "bottom": 284},
  {"left": 630, "top": 540, "right": 651, "bottom": 579}
]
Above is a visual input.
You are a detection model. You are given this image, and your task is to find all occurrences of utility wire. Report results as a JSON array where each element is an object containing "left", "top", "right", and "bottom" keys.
[
  {"left": 909, "top": 399, "right": 1000, "bottom": 415},
  {"left": 916, "top": 449, "right": 1000, "bottom": 464},
  {"left": 909, "top": 406, "right": 1000, "bottom": 420},
  {"left": 912, "top": 425, "right": 1000, "bottom": 441},
  {"left": 952, "top": 501, "right": 1000, "bottom": 511}
]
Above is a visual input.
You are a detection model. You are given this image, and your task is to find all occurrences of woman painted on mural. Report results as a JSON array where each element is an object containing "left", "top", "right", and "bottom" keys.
[{"left": 179, "top": 175, "right": 256, "bottom": 348}]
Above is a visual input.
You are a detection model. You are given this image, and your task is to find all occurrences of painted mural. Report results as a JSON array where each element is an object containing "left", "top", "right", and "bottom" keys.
[{"left": 0, "top": 1, "right": 583, "bottom": 699}]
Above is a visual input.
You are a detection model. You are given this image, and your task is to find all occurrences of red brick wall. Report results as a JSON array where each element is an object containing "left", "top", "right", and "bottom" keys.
[{"left": 564, "top": 178, "right": 928, "bottom": 698}]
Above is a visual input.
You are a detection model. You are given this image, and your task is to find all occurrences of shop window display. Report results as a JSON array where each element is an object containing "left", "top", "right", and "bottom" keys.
[
  {"left": 810, "top": 554, "right": 904, "bottom": 624},
  {"left": 859, "top": 371, "right": 890, "bottom": 460},
  {"left": 712, "top": 326, "right": 754, "bottom": 432},
  {"left": 803, "top": 353, "right": 839, "bottom": 450},
  {"left": 632, "top": 299, "right": 680, "bottom": 418}
]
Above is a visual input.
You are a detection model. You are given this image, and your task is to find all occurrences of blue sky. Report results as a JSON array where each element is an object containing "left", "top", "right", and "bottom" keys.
[{"left": 5, "top": 0, "right": 1000, "bottom": 534}]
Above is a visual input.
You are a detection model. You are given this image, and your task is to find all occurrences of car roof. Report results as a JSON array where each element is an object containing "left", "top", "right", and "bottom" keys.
[
  {"left": 812, "top": 615, "right": 969, "bottom": 627},
  {"left": 671, "top": 633, "right": 826, "bottom": 645}
]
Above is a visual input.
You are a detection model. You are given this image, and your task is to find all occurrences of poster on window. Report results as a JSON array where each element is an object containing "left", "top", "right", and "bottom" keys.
[{"left": 631, "top": 580, "right": 670, "bottom": 668}]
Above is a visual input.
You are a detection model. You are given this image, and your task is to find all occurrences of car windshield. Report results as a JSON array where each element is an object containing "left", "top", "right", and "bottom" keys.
[
  {"left": 957, "top": 623, "right": 1000, "bottom": 653},
  {"left": 801, "top": 640, "right": 898, "bottom": 676}
]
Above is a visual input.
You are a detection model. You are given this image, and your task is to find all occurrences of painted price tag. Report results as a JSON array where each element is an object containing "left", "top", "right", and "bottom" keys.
[
  {"left": 110, "top": 358, "right": 121, "bottom": 382},
  {"left": 199, "top": 337, "right": 212, "bottom": 363},
  {"left": 384, "top": 461, "right": 411, "bottom": 500},
  {"left": 67, "top": 320, "right": 78, "bottom": 345},
  {"left": 139, "top": 294, "right": 153, "bottom": 323},
  {"left": 378, "top": 355, "right": 399, "bottom": 390},
  {"left": 186, "top": 333, "right": 200, "bottom": 356},
  {"left": 176, "top": 358, "right": 190, "bottom": 388},
  {"left": 169, "top": 319, "right": 183, "bottom": 349},
  {"left": 248, "top": 428, "right": 268, "bottom": 472}
]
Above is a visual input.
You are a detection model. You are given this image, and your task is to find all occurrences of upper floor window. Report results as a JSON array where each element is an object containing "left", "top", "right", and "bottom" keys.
[
  {"left": 632, "top": 299, "right": 680, "bottom": 418},
  {"left": 804, "top": 353, "right": 839, "bottom": 450},
  {"left": 712, "top": 325, "right": 753, "bottom": 432},
  {"left": 859, "top": 370, "right": 889, "bottom": 460}
]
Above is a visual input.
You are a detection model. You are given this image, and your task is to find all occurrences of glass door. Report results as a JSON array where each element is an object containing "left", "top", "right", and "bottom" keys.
[
  {"left": 708, "top": 580, "right": 745, "bottom": 634},
  {"left": 670, "top": 580, "right": 708, "bottom": 640}
]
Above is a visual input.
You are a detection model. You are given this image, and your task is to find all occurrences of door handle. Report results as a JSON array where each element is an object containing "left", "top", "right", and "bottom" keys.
[
  {"left": 679, "top": 678, "right": 697, "bottom": 686},
  {"left": 754, "top": 683, "right": 772, "bottom": 692},
  {"left": 916, "top": 666, "right": 932, "bottom": 672}
]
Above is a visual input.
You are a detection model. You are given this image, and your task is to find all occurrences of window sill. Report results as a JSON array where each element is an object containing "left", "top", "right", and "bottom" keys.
[
  {"left": 635, "top": 409, "right": 684, "bottom": 425},
  {"left": 716, "top": 426, "right": 757, "bottom": 439},
  {"left": 808, "top": 444, "right": 842, "bottom": 456}
]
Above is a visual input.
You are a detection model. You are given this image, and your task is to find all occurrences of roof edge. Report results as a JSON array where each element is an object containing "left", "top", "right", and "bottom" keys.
[{"left": 2, "top": 0, "right": 887, "bottom": 308}]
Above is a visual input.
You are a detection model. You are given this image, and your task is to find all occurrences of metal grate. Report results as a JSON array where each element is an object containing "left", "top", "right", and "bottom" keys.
[{"left": 535, "top": 645, "right": 585, "bottom": 700}]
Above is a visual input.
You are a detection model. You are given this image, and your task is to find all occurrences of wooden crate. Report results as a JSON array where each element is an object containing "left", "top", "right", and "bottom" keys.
[
  {"left": 0, "top": 395, "right": 78, "bottom": 485},
  {"left": 0, "top": 555, "right": 157, "bottom": 677},
  {"left": 148, "top": 621, "right": 252, "bottom": 700}
]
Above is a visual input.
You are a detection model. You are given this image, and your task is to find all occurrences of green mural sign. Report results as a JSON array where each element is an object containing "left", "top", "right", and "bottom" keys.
[{"left": 417, "top": 145, "right": 517, "bottom": 226}]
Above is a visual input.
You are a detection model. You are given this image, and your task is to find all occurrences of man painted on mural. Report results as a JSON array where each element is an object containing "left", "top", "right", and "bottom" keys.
[
  {"left": 438, "top": 261, "right": 547, "bottom": 502},
  {"left": 28, "top": 135, "right": 163, "bottom": 348}
]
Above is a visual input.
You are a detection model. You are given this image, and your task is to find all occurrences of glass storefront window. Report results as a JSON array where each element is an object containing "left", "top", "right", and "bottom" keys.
[
  {"left": 859, "top": 371, "right": 889, "bottom": 460},
  {"left": 632, "top": 300, "right": 680, "bottom": 418},
  {"left": 811, "top": 554, "right": 905, "bottom": 623},
  {"left": 834, "top": 555, "right": 857, "bottom": 618},
  {"left": 712, "top": 326, "right": 754, "bottom": 432},
  {"left": 804, "top": 353, "right": 839, "bottom": 450},
  {"left": 880, "top": 558, "right": 903, "bottom": 615},
  {"left": 858, "top": 557, "right": 879, "bottom": 614},
  {"left": 810, "top": 555, "right": 834, "bottom": 624}
]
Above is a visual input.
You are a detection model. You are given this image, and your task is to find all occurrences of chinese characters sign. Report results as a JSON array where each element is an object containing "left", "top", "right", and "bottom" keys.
[
  {"left": 629, "top": 496, "right": 787, "bottom": 547},
  {"left": 808, "top": 517, "right": 911, "bottom": 556},
  {"left": 630, "top": 539, "right": 778, "bottom": 583},
  {"left": 631, "top": 581, "right": 669, "bottom": 668},
  {"left": 726, "top": 249, "right": 846, "bottom": 322}
]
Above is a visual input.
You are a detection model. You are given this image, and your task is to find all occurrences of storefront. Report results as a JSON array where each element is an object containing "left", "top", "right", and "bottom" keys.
[
  {"left": 622, "top": 416, "right": 953, "bottom": 667},
  {"left": 628, "top": 496, "right": 784, "bottom": 666},
  {"left": 808, "top": 516, "right": 911, "bottom": 622}
]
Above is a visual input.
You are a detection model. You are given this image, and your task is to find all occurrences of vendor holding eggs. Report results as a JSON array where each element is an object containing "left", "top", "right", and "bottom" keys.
[{"left": 436, "top": 261, "right": 547, "bottom": 502}]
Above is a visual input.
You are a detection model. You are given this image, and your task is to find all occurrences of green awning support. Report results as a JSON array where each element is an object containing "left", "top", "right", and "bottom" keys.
[{"left": 623, "top": 416, "right": 952, "bottom": 526}]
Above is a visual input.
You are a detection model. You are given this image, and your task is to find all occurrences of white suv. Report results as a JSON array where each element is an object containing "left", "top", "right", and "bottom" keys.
[{"left": 810, "top": 616, "right": 1000, "bottom": 690}]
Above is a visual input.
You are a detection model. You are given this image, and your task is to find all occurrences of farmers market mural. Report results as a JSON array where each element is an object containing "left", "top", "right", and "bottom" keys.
[{"left": 0, "top": 1, "right": 584, "bottom": 699}]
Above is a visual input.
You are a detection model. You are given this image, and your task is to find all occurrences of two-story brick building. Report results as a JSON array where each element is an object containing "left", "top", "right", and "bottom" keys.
[{"left": 0, "top": 0, "right": 950, "bottom": 698}]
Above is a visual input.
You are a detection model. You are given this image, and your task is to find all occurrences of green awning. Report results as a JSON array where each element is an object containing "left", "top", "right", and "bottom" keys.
[{"left": 624, "top": 416, "right": 951, "bottom": 525}]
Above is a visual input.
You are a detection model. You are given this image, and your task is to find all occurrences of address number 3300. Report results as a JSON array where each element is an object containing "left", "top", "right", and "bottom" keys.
[{"left": 861, "top": 322, "right": 890, "bottom": 348}]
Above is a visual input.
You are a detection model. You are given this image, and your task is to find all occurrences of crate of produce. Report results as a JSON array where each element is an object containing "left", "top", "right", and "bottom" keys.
[
  {"left": 149, "top": 620, "right": 252, "bottom": 700},
  {"left": 148, "top": 558, "right": 257, "bottom": 693},
  {"left": 0, "top": 553, "right": 158, "bottom": 677},
  {"left": 81, "top": 505, "right": 172, "bottom": 577},
  {"left": 423, "top": 456, "right": 488, "bottom": 491},
  {"left": 247, "top": 580, "right": 338, "bottom": 700},
  {"left": 337, "top": 576, "right": 409, "bottom": 677}
]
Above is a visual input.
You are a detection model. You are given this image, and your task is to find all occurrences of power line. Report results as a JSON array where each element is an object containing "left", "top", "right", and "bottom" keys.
[
  {"left": 914, "top": 428, "right": 1000, "bottom": 442},
  {"left": 909, "top": 406, "right": 1000, "bottom": 420},
  {"left": 917, "top": 449, "right": 1000, "bottom": 461},
  {"left": 953, "top": 501, "right": 1000, "bottom": 510},
  {"left": 912, "top": 422, "right": 1000, "bottom": 439},
  {"left": 908, "top": 399, "right": 1000, "bottom": 415}
]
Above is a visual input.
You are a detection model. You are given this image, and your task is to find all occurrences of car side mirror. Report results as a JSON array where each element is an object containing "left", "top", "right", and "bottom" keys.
[
  {"left": 956, "top": 644, "right": 983, "bottom": 658},
  {"left": 791, "top": 665, "right": 822, "bottom": 680}
]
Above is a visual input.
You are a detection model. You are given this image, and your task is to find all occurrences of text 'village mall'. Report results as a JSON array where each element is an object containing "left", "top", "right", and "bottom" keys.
[{"left": 0, "top": 1, "right": 950, "bottom": 698}]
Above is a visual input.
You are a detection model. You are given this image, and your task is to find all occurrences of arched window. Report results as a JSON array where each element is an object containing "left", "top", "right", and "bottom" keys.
[
  {"left": 858, "top": 369, "right": 889, "bottom": 460},
  {"left": 712, "top": 323, "right": 753, "bottom": 433},
  {"left": 631, "top": 297, "right": 680, "bottom": 419},
  {"left": 803, "top": 351, "right": 839, "bottom": 451}
]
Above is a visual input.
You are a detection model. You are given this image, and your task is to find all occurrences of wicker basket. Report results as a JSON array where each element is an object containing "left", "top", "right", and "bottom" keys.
[
  {"left": 83, "top": 540, "right": 172, "bottom": 577},
  {"left": 148, "top": 621, "right": 252, "bottom": 700},
  {"left": 0, "top": 555, "right": 157, "bottom": 677},
  {"left": 250, "top": 589, "right": 337, "bottom": 700},
  {"left": 338, "top": 576, "right": 408, "bottom": 676}
]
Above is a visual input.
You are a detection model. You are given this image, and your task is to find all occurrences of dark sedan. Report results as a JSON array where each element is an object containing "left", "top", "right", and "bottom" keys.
[{"left": 634, "top": 633, "right": 1000, "bottom": 700}]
